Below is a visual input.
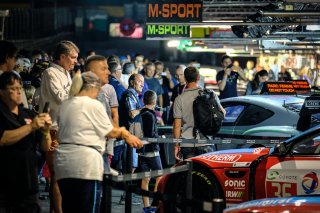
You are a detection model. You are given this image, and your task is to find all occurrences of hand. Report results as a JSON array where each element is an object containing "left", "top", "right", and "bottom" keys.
[
  {"left": 165, "top": 68, "right": 172, "bottom": 80},
  {"left": 174, "top": 146, "right": 182, "bottom": 161},
  {"left": 124, "top": 134, "right": 143, "bottom": 149},
  {"left": 224, "top": 68, "right": 231, "bottom": 76},
  {"left": 41, "top": 113, "right": 52, "bottom": 133},
  {"left": 31, "top": 113, "right": 50, "bottom": 131}
]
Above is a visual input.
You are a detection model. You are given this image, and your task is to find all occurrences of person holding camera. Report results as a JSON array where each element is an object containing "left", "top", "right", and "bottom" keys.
[
  {"left": 216, "top": 55, "right": 246, "bottom": 99},
  {"left": 0, "top": 72, "right": 52, "bottom": 212}
]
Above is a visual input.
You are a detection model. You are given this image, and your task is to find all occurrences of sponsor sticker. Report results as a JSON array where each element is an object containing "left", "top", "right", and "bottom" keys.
[
  {"left": 301, "top": 172, "right": 319, "bottom": 194},
  {"left": 233, "top": 162, "right": 250, "bottom": 167},
  {"left": 225, "top": 180, "right": 246, "bottom": 189},
  {"left": 199, "top": 154, "right": 241, "bottom": 163},
  {"left": 253, "top": 147, "right": 265, "bottom": 154},
  {"left": 226, "top": 191, "right": 245, "bottom": 199},
  {"left": 266, "top": 171, "right": 297, "bottom": 182},
  {"left": 266, "top": 182, "right": 297, "bottom": 197}
]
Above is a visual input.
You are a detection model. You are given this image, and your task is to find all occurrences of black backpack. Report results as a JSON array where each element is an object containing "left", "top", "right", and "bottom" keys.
[{"left": 193, "top": 89, "right": 224, "bottom": 138}]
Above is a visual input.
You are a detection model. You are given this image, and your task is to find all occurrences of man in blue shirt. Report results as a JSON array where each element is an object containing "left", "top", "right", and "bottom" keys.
[
  {"left": 109, "top": 62, "right": 126, "bottom": 102},
  {"left": 216, "top": 55, "right": 246, "bottom": 99}
]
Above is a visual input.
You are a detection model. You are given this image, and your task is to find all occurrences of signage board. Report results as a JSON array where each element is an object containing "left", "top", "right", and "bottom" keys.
[
  {"left": 147, "top": 0, "right": 202, "bottom": 23},
  {"left": 292, "top": 80, "right": 311, "bottom": 94},
  {"left": 260, "top": 82, "right": 296, "bottom": 95},
  {"left": 146, "top": 24, "right": 190, "bottom": 38}
]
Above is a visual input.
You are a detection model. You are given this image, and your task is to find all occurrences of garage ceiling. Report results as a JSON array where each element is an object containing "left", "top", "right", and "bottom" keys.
[{"left": 193, "top": 0, "right": 320, "bottom": 54}]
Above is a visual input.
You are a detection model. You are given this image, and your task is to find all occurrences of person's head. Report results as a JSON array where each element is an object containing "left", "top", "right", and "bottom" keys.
[
  {"left": 69, "top": 71, "right": 101, "bottom": 98},
  {"left": 280, "top": 65, "right": 286, "bottom": 73},
  {"left": 109, "top": 62, "right": 122, "bottom": 79},
  {"left": 24, "top": 84, "right": 36, "bottom": 104},
  {"left": 86, "top": 50, "right": 95, "bottom": 58},
  {"left": 52, "top": 40, "right": 79, "bottom": 71},
  {"left": 246, "top": 60, "right": 254, "bottom": 70},
  {"left": 221, "top": 55, "right": 232, "bottom": 68},
  {"left": 154, "top": 61, "right": 164, "bottom": 76},
  {"left": 31, "top": 49, "right": 44, "bottom": 63},
  {"left": 128, "top": 73, "right": 144, "bottom": 93},
  {"left": 144, "top": 62, "right": 155, "bottom": 78},
  {"left": 0, "top": 72, "right": 23, "bottom": 106},
  {"left": 254, "top": 69, "right": 269, "bottom": 83},
  {"left": 122, "top": 62, "right": 135, "bottom": 75},
  {"left": 133, "top": 53, "right": 144, "bottom": 69},
  {"left": 233, "top": 60, "right": 240, "bottom": 67},
  {"left": 107, "top": 55, "right": 120, "bottom": 65},
  {"left": 184, "top": 66, "right": 199, "bottom": 84},
  {"left": 30, "top": 60, "right": 50, "bottom": 81},
  {"left": 85, "top": 55, "right": 110, "bottom": 84},
  {"left": 15, "top": 57, "right": 31, "bottom": 73},
  {"left": 175, "top": 64, "right": 186, "bottom": 85},
  {"left": 143, "top": 90, "right": 157, "bottom": 107},
  {"left": 0, "top": 40, "right": 18, "bottom": 72}
]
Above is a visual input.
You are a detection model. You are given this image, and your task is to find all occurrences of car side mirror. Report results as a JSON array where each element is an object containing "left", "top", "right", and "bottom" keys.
[{"left": 273, "top": 142, "right": 287, "bottom": 156}]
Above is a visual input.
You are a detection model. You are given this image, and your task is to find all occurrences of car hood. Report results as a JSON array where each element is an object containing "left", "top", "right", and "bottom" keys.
[
  {"left": 191, "top": 147, "right": 270, "bottom": 168},
  {"left": 224, "top": 196, "right": 320, "bottom": 213}
]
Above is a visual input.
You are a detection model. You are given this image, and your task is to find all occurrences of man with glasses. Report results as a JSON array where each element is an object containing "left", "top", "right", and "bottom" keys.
[{"left": 39, "top": 40, "right": 79, "bottom": 213}]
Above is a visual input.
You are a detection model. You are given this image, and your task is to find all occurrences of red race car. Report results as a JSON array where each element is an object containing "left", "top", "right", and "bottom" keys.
[{"left": 158, "top": 125, "right": 320, "bottom": 212}]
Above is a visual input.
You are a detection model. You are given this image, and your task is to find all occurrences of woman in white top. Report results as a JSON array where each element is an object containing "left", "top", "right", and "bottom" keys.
[{"left": 54, "top": 71, "right": 142, "bottom": 213}]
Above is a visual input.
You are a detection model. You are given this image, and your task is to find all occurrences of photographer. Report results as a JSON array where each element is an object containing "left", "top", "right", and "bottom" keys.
[
  {"left": 216, "top": 55, "right": 246, "bottom": 99},
  {"left": 0, "top": 72, "right": 52, "bottom": 212}
]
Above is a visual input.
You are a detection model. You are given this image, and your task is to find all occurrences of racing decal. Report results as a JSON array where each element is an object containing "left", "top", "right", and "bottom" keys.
[
  {"left": 191, "top": 171, "right": 212, "bottom": 186},
  {"left": 198, "top": 154, "right": 241, "bottom": 163},
  {"left": 266, "top": 181, "right": 297, "bottom": 197},
  {"left": 301, "top": 172, "right": 318, "bottom": 194},
  {"left": 266, "top": 171, "right": 297, "bottom": 183},
  {"left": 225, "top": 180, "right": 246, "bottom": 189},
  {"left": 226, "top": 191, "right": 245, "bottom": 201},
  {"left": 233, "top": 162, "right": 250, "bottom": 167},
  {"left": 253, "top": 147, "right": 265, "bottom": 154}
]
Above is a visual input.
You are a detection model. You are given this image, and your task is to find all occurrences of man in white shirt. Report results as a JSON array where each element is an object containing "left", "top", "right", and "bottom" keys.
[{"left": 39, "top": 40, "right": 79, "bottom": 213}]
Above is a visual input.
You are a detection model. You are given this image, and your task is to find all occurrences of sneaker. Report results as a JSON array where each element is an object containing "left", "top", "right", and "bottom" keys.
[{"left": 142, "top": 206, "right": 157, "bottom": 213}]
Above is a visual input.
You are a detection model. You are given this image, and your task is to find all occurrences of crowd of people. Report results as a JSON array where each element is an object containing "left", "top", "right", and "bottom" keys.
[{"left": 1, "top": 38, "right": 319, "bottom": 213}]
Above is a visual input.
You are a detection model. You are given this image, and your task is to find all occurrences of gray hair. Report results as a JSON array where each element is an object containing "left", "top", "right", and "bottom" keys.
[{"left": 52, "top": 40, "right": 79, "bottom": 61}]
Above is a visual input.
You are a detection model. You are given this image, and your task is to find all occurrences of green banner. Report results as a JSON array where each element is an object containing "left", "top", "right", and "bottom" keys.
[{"left": 147, "top": 24, "right": 190, "bottom": 39}]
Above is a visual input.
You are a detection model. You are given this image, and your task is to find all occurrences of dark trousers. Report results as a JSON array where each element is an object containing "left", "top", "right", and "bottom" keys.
[
  {"left": 58, "top": 178, "right": 102, "bottom": 213},
  {"left": 0, "top": 192, "right": 40, "bottom": 213}
]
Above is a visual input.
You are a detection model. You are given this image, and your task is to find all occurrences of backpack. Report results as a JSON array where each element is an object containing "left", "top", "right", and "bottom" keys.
[{"left": 193, "top": 89, "right": 224, "bottom": 138}]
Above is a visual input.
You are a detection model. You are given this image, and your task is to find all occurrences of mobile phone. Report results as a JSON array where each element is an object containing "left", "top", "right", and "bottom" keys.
[
  {"left": 227, "top": 64, "right": 233, "bottom": 69},
  {"left": 43, "top": 102, "right": 50, "bottom": 113}
]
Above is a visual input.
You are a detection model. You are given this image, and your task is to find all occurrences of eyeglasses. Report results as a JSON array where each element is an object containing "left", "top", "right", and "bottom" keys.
[{"left": 6, "top": 87, "right": 23, "bottom": 92}]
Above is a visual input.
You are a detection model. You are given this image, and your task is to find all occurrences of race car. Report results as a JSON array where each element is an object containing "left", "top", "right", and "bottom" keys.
[
  {"left": 158, "top": 125, "right": 320, "bottom": 212},
  {"left": 219, "top": 95, "right": 305, "bottom": 138},
  {"left": 224, "top": 195, "right": 320, "bottom": 213}
]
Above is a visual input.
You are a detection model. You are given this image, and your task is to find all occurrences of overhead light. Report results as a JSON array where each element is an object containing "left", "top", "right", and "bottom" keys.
[
  {"left": 167, "top": 40, "right": 180, "bottom": 48},
  {"left": 307, "top": 25, "right": 320, "bottom": 31}
]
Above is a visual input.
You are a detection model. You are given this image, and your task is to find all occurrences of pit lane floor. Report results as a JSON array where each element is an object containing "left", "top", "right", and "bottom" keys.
[{"left": 39, "top": 181, "right": 144, "bottom": 213}]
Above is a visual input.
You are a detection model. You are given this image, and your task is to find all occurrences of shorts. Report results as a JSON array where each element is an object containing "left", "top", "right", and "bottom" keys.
[{"left": 139, "top": 156, "right": 163, "bottom": 172}]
